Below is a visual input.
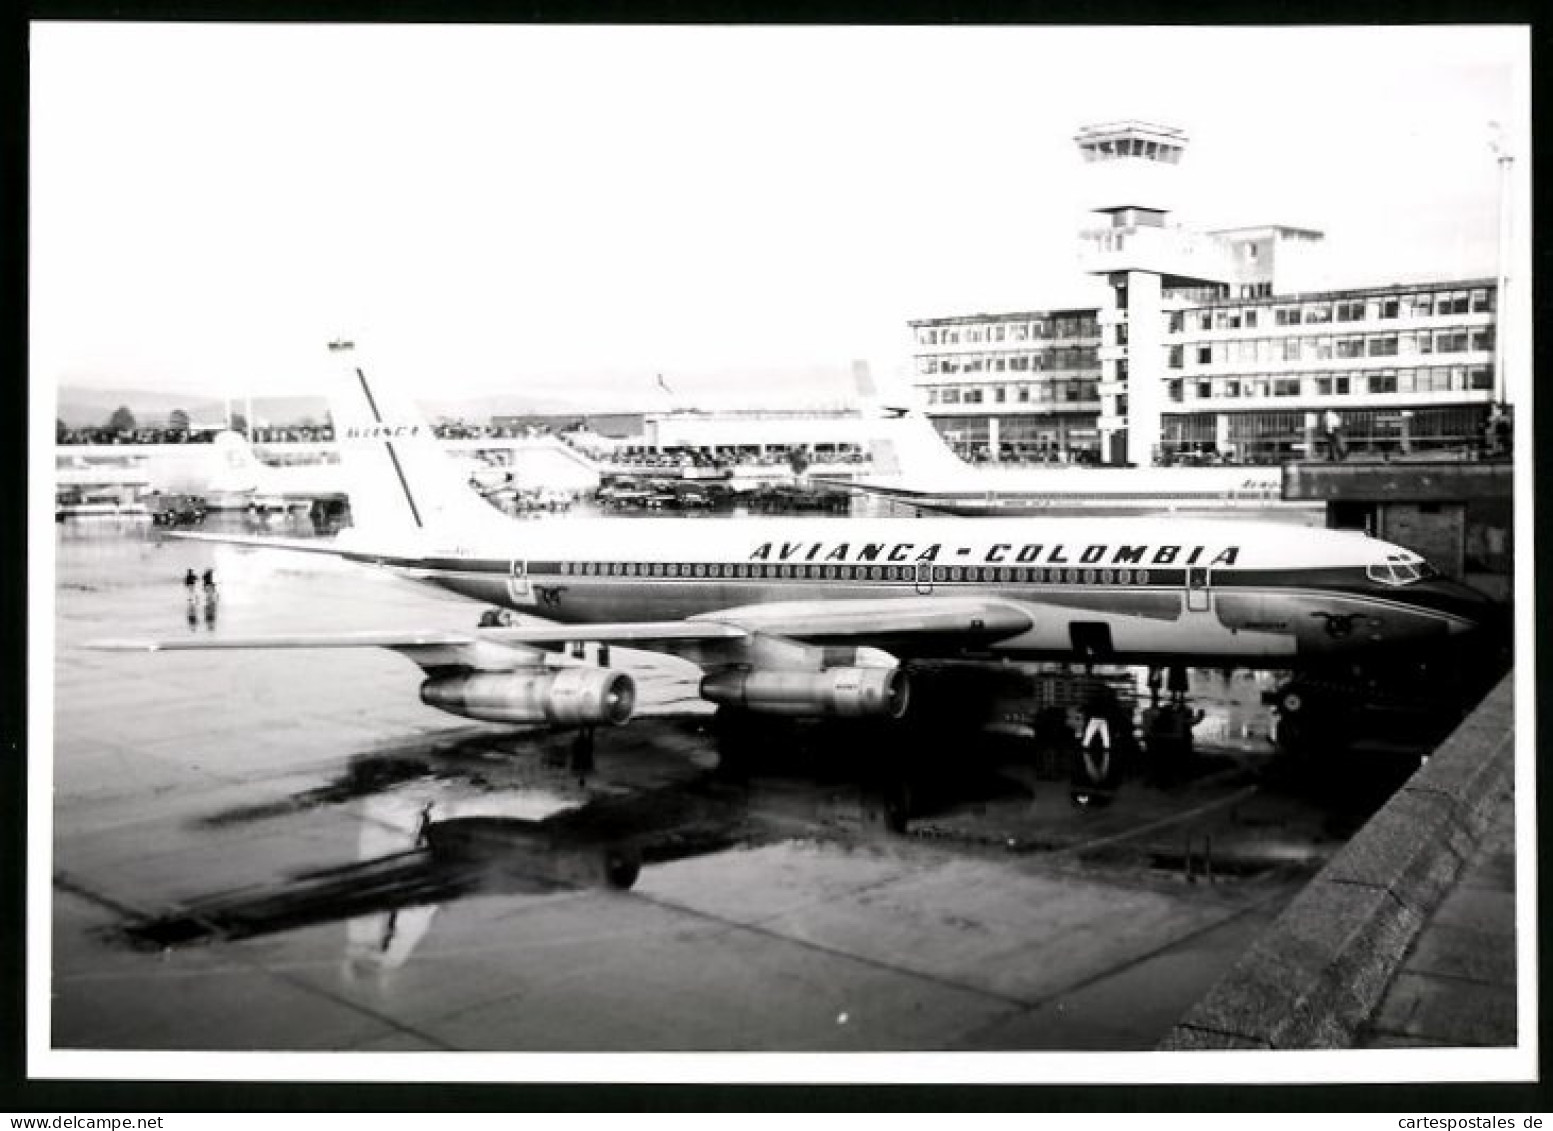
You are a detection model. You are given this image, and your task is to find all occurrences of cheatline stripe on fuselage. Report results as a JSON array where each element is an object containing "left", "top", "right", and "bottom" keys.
[
  {"left": 340, "top": 551, "right": 1475, "bottom": 626},
  {"left": 343, "top": 551, "right": 1365, "bottom": 590},
  {"left": 861, "top": 490, "right": 1284, "bottom": 502}
]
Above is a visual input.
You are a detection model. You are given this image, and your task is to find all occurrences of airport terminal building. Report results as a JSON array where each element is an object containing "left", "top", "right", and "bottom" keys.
[{"left": 909, "top": 122, "right": 1502, "bottom": 466}]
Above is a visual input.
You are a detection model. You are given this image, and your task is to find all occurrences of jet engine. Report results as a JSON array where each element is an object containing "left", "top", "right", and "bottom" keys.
[
  {"left": 699, "top": 666, "right": 909, "bottom": 719},
  {"left": 420, "top": 667, "right": 636, "bottom": 726}
]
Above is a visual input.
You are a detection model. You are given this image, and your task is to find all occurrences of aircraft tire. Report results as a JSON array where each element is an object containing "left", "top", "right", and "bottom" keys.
[
  {"left": 861, "top": 777, "right": 914, "bottom": 835},
  {"left": 602, "top": 847, "right": 642, "bottom": 891}
]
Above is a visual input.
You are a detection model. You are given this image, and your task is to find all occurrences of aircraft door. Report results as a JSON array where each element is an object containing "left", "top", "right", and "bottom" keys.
[
  {"left": 506, "top": 559, "right": 536, "bottom": 606},
  {"left": 913, "top": 560, "right": 934, "bottom": 595},
  {"left": 1184, "top": 564, "right": 1211, "bottom": 613}
]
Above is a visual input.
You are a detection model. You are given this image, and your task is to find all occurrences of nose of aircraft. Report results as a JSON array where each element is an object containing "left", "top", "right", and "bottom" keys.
[{"left": 1419, "top": 577, "right": 1502, "bottom": 635}]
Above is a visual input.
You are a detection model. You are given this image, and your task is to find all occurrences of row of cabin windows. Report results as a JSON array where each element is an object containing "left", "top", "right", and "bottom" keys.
[{"left": 559, "top": 560, "right": 1161, "bottom": 586}]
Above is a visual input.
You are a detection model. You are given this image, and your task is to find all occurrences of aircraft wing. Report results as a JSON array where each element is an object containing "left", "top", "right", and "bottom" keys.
[
  {"left": 161, "top": 530, "right": 355, "bottom": 556},
  {"left": 690, "top": 597, "right": 1030, "bottom": 642},
  {"left": 90, "top": 598, "right": 1031, "bottom": 668}
]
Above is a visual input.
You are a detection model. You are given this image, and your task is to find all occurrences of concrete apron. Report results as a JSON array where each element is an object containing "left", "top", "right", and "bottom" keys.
[{"left": 1159, "top": 671, "right": 1515, "bottom": 1050}]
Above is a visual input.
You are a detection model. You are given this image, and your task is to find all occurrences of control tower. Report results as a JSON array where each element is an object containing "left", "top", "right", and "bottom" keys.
[{"left": 1076, "top": 122, "right": 1235, "bottom": 466}]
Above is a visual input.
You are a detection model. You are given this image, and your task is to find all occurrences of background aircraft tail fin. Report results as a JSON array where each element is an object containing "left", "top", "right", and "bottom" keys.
[
  {"left": 208, "top": 430, "right": 264, "bottom": 492},
  {"left": 323, "top": 340, "right": 509, "bottom": 539},
  {"left": 851, "top": 359, "right": 971, "bottom": 482}
]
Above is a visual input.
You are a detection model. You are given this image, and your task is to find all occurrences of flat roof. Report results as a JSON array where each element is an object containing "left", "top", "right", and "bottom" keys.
[
  {"left": 1209, "top": 224, "right": 1326, "bottom": 241},
  {"left": 908, "top": 275, "right": 1499, "bottom": 325},
  {"left": 908, "top": 308, "right": 1101, "bottom": 329},
  {"left": 1074, "top": 120, "right": 1189, "bottom": 145},
  {"left": 1187, "top": 276, "right": 1499, "bottom": 310}
]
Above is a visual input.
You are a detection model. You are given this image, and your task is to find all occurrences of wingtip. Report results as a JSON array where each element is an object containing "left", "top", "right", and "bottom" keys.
[{"left": 87, "top": 639, "right": 161, "bottom": 652}]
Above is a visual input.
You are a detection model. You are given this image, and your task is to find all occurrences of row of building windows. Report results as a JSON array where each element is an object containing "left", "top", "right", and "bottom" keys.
[
  {"left": 919, "top": 348, "right": 1099, "bottom": 376},
  {"left": 925, "top": 380, "right": 1102, "bottom": 406},
  {"left": 1168, "top": 365, "right": 1493, "bottom": 403},
  {"left": 933, "top": 417, "right": 1103, "bottom": 463},
  {"left": 1170, "top": 329, "right": 1494, "bottom": 368},
  {"left": 1161, "top": 405, "right": 1492, "bottom": 461},
  {"left": 559, "top": 558, "right": 1164, "bottom": 586},
  {"left": 1170, "top": 288, "right": 1494, "bottom": 333},
  {"left": 914, "top": 315, "right": 1100, "bottom": 347}
]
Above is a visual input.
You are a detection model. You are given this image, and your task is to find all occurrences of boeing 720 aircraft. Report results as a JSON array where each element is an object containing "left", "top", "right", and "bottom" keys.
[
  {"left": 202, "top": 428, "right": 517, "bottom": 512},
  {"left": 97, "top": 343, "right": 1491, "bottom": 782},
  {"left": 814, "top": 362, "right": 1322, "bottom": 520}
]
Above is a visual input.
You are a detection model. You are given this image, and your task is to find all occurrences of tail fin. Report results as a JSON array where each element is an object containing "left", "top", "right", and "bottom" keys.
[
  {"left": 324, "top": 341, "right": 509, "bottom": 538},
  {"left": 851, "top": 360, "right": 971, "bottom": 481},
  {"left": 209, "top": 430, "right": 264, "bottom": 492}
]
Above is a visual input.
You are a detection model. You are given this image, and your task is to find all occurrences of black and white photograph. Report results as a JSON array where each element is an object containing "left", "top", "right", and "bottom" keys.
[{"left": 28, "top": 21, "right": 1533, "bottom": 1089}]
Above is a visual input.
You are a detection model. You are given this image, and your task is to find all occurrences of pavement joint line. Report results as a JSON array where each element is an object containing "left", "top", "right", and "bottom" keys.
[
  {"left": 1393, "top": 966, "right": 1516, "bottom": 991},
  {"left": 625, "top": 886, "right": 1038, "bottom": 1011},
  {"left": 952, "top": 875, "right": 1296, "bottom": 1048},
  {"left": 1039, "top": 876, "right": 1294, "bottom": 1005},
  {"left": 54, "top": 870, "right": 161, "bottom": 923},
  {"left": 1048, "top": 783, "right": 1262, "bottom": 860},
  {"left": 1326, "top": 872, "right": 1457, "bottom": 918},
  {"left": 1020, "top": 852, "right": 1283, "bottom": 906},
  {"left": 1174, "top": 1020, "right": 1273, "bottom": 1047},
  {"left": 217, "top": 943, "right": 464, "bottom": 1053}
]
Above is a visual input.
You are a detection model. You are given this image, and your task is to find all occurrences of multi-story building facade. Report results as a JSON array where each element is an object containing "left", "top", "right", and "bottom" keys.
[
  {"left": 909, "top": 308, "right": 1102, "bottom": 463},
  {"left": 908, "top": 121, "right": 1502, "bottom": 466},
  {"left": 1161, "top": 279, "right": 1495, "bottom": 462}
]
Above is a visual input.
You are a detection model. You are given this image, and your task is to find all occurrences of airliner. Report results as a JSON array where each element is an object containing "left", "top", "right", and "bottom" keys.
[
  {"left": 200, "top": 430, "right": 351, "bottom": 511},
  {"left": 201, "top": 429, "right": 518, "bottom": 512},
  {"left": 815, "top": 363, "right": 1323, "bottom": 521},
  {"left": 95, "top": 343, "right": 1490, "bottom": 749}
]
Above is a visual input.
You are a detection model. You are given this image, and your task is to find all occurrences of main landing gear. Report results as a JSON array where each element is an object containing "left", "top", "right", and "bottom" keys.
[
  {"left": 1070, "top": 666, "right": 1204, "bottom": 806},
  {"left": 1265, "top": 678, "right": 1353, "bottom": 762},
  {"left": 1137, "top": 666, "right": 1203, "bottom": 788}
]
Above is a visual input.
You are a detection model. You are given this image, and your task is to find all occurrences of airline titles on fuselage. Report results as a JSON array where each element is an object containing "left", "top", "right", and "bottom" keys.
[
  {"left": 747, "top": 541, "right": 1242, "bottom": 567},
  {"left": 344, "top": 424, "right": 426, "bottom": 440}
]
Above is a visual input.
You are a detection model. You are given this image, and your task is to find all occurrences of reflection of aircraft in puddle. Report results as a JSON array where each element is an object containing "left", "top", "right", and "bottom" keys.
[{"left": 119, "top": 758, "right": 757, "bottom": 973}]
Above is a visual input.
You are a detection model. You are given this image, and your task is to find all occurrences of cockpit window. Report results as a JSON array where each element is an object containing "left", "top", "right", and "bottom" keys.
[{"left": 1366, "top": 554, "right": 1439, "bottom": 586}]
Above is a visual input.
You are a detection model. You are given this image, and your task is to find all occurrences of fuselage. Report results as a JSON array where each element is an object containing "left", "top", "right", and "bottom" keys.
[
  {"left": 831, "top": 464, "right": 1329, "bottom": 521},
  {"left": 342, "top": 514, "right": 1491, "bottom": 668}
]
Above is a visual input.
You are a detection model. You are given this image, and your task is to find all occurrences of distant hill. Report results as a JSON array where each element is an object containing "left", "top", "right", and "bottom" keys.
[
  {"left": 56, "top": 362, "right": 856, "bottom": 428},
  {"left": 55, "top": 387, "right": 598, "bottom": 428},
  {"left": 55, "top": 388, "right": 336, "bottom": 430},
  {"left": 56, "top": 388, "right": 224, "bottom": 429}
]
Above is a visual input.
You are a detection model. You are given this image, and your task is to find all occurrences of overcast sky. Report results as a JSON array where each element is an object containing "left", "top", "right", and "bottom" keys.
[{"left": 30, "top": 23, "right": 1528, "bottom": 409}]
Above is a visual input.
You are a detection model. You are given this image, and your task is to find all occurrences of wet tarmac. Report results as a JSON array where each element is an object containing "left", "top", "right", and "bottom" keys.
[{"left": 47, "top": 513, "right": 1457, "bottom": 1056}]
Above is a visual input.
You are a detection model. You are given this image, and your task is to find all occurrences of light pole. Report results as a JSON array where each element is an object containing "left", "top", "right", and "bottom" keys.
[{"left": 1489, "top": 121, "right": 1513, "bottom": 408}]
